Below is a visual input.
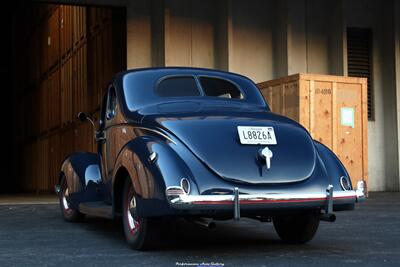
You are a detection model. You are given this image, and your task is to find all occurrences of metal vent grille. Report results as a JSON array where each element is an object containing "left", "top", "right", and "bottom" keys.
[{"left": 347, "top": 28, "right": 373, "bottom": 120}]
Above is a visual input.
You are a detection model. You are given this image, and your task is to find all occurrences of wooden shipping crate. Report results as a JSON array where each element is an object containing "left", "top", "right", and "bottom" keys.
[{"left": 257, "top": 73, "right": 368, "bottom": 190}]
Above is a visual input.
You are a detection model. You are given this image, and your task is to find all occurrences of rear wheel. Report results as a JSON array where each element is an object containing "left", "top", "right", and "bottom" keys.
[
  {"left": 59, "top": 176, "right": 85, "bottom": 222},
  {"left": 273, "top": 211, "right": 320, "bottom": 244},
  {"left": 122, "top": 178, "right": 159, "bottom": 250}
]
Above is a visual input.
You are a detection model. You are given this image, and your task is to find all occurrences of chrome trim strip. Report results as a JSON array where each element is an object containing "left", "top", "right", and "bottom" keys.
[
  {"left": 134, "top": 126, "right": 176, "bottom": 144},
  {"left": 113, "top": 124, "right": 177, "bottom": 144}
]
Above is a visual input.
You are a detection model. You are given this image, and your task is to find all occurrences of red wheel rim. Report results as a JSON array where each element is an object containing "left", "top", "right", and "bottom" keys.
[{"left": 126, "top": 185, "right": 140, "bottom": 235}]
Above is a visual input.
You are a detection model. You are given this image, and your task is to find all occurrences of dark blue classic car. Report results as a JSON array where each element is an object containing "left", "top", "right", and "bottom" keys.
[{"left": 56, "top": 67, "right": 365, "bottom": 250}]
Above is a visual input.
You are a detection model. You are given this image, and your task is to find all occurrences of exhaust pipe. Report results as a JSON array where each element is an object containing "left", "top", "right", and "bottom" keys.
[
  {"left": 187, "top": 218, "right": 216, "bottom": 230},
  {"left": 320, "top": 213, "right": 336, "bottom": 222}
]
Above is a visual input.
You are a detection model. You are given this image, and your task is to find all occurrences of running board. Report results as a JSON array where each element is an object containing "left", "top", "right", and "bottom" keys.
[{"left": 79, "top": 202, "right": 113, "bottom": 219}]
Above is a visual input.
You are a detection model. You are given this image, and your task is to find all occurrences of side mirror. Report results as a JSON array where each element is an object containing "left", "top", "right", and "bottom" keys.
[
  {"left": 78, "top": 112, "right": 89, "bottom": 122},
  {"left": 77, "top": 112, "right": 96, "bottom": 130}
]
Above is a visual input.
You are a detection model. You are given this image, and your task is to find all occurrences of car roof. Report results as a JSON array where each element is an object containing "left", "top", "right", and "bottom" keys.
[
  {"left": 115, "top": 67, "right": 252, "bottom": 81},
  {"left": 114, "top": 67, "right": 268, "bottom": 112}
]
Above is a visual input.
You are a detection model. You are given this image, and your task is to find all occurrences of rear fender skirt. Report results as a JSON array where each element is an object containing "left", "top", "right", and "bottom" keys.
[{"left": 112, "top": 136, "right": 198, "bottom": 217}]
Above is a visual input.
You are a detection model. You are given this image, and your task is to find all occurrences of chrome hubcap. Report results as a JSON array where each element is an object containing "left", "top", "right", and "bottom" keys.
[
  {"left": 62, "top": 187, "right": 70, "bottom": 210},
  {"left": 127, "top": 190, "right": 139, "bottom": 232}
]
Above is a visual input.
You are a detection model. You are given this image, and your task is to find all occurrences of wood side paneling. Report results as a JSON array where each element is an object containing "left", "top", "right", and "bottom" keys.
[
  {"left": 61, "top": 55, "right": 74, "bottom": 125},
  {"left": 73, "top": 6, "right": 86, "bottom": 48},
  {"left": 48, "top": 69, "right": 61, "bottom": 130},
  {"left": 60, "top": 5, "right": 73, "bottom": 58},
  {"left": 18, "top": 4, "right": 126, "bottom": 193},
  {"left": 47, "top": 8, "right": 60, "bottom": 70}
]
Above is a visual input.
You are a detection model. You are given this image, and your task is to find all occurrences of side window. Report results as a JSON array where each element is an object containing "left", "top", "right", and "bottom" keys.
[
  {"left": 199, "top": 77, "right": 244, "bottom": 99},
  {"left": 99, "top": 94, "right": 107, "bottom": 129},
  {"left": 106, "top": 87, "right": 117, "bottom": 120}
]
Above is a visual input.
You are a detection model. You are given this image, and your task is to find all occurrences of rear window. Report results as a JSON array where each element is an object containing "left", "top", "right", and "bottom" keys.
[
  {"left": 199, "top": 77, "right": 244, "bottom": 99},
  {"left": 156, "top": 77, "right": 201, "bottom": 97}
]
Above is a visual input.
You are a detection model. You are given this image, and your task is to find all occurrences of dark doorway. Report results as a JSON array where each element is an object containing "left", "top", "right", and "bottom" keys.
[{"left": 5, "top": 2, "right": 126, "bottom": 194}]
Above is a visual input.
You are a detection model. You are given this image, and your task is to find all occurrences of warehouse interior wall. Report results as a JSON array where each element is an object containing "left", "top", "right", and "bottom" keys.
[{"left": 6, "top": 3, "right": 126, "bottom": 194}]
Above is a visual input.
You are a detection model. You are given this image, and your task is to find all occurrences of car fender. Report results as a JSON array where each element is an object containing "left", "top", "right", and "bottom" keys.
[
  {"left": 60, "top": 152, "right": 103, "bottom": 208},
  {"left": 314, "top": 141, "right": 352, "bottom": 190},
  {"left": 112, "top": 136, "right": 197, "bottom": 217}
]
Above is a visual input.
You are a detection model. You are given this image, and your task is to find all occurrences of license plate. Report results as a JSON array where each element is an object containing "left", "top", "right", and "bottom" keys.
[{"left": 237, "top": 126, "right": 277, "bottom": 145}]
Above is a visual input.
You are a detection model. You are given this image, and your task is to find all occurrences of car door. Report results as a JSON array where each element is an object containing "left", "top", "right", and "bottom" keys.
[{"left": 98, "top": 86, "right": 118, "bottom": 190}]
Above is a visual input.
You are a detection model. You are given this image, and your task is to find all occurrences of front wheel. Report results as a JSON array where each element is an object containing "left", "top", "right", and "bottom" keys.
[
  {"left": 59, "top": 176, "right": 85, "bottom": 222},
  {"left": 122, "top": 178, "right": 159, "bottom": 250},
  {"left": 273, "top": 211, "right": 320, "bottom": 244}
]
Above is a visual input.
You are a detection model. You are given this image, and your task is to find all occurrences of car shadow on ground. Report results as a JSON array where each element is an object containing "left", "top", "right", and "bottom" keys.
[{"left": 76, "top": 215, "right": 351, "bottom": 254}]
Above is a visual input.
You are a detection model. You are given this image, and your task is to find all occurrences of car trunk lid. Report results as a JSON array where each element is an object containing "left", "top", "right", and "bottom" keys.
[{"left": 145, "top": 105, "right": 316, "bottom": 185}]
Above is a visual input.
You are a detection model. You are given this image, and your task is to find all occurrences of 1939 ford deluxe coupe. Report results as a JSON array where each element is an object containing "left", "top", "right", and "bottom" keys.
[{"left": 56, "top": 67, "right": 365, "bottom": 250}]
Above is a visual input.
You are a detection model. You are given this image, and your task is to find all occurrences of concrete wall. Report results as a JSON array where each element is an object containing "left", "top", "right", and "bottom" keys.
[
  {"left": 343, "top": 0, "right": 398, "bottom": 191},
  {"left": 126, "top": 1, "right": 152, "bottom": 68},
  {"left": 279, "top": 0, "right": 345, "bottom": 75},
  {"left": 126, "top": 0, "right": 284, "bottom": 83},
  {"left": 286, "top": 0, "right": 307, "bottom": 75},
  {"left": 165, "top": 0, "right": 220, "bottom": 68},
  {"left": 228, "top": 0, "right": 276, "bottom": 82}
]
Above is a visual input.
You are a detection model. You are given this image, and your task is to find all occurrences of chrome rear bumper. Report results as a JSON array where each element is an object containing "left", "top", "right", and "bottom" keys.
[{"left": 167, "top": 181, "right": 366, "bottom": 211}]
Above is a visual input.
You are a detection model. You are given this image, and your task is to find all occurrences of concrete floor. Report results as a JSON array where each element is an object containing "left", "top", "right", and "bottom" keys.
[
  {"left": 0, "top": 194, "right": 57, "bottom": 205},
  {"left": 0, "top": 192, "right": 399, "bottom": 267}
]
